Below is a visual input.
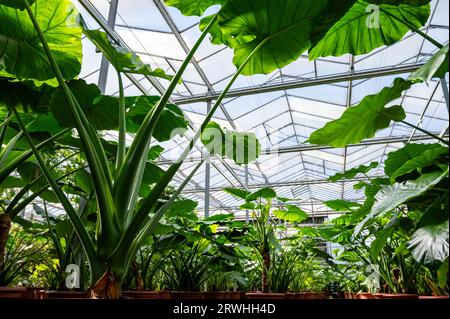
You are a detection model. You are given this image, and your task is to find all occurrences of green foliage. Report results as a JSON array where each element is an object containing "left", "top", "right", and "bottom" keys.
[
  {"left": 0, "top": 0, "right": 82, "bottom": 85},
  {"left": 308, "top": 78, "right": 410, "bottom": 147},
  {"left": 164, "top": 0, "right": 225, "bottom": 16}
]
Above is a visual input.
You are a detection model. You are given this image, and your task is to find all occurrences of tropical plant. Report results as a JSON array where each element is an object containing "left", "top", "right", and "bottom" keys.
[{"left": 0, "top": 0, "right": 440, "bottom": 298}]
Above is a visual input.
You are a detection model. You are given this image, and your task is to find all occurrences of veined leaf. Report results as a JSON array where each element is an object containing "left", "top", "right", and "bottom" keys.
[
  {"left": 408, "top": 220, "right": 449, "bottom": 264},
  {"left": 83, "top": 30, "right": 172, "bottom": 80},
  {"left": 274, "top": 205, "right": 309, "bottom": 223},
  {"left": 390, "top": 145, "right": 448, "bottom": 179},
  {"left": 0, "top": 0, "right": 82, "bottom": 85},
  {"left": 370, "top": 226, "right": 393, "bottom": 260},
  {"left": 309, "top": 0, "right": 431, "bottom": 60},
  {"left": 354, "top": 169, "right": 449, "bottom": 235},
  {"left": 201, "top": 122, "right": 261, "bottom": 165},
  {"left": 410, "top": 44, "right": 449, "bottom": 83},
  {"left": 308, "top": 78, "right": 410, "bottom": 147},
  {"left": 218, "top": 0, "right": 329, "bottom": 75},
  {"left": 328, "top": 162, "right": 378, "bottom": 182},
  {"left": 224, "top": 187, "right": 250, "bottom": 200},
  {"left": 246, "top": 187, "right": 277, "bottom": 201},
  {"left": 165, "top": 199, "right": 198, "bottom": 218},
  {"left": 0, "top": 0, "right": 36, "bottom": 10},
  {"left": 325, "top": 200, "right": 362, "bottom": 212},
  {"left": 164, "top": 0, "right": 225, "bottom": 16},
  {"left": 384, "top": 143, "right": 445, "bottom": 177}
]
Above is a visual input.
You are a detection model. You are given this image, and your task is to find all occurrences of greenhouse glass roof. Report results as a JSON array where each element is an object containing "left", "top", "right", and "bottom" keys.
[{"left": 74, "top": 0, "right": 449, "bottom": 219}]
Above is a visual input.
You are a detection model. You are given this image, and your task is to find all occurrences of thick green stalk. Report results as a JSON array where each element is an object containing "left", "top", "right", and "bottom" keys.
[
  {"left": 13, "top": 108, "right": 102, "bottom": 281},
  {"left": 0, "top": 128, "right": 69, "bottom": 184},
  {"left": 23, "top": 0, "right": 120, "bottom": 255},
  {"left": 401, "top": 120, "right": 449, "bottom": 145},
  {"left": 113, "top": 14, "right": 219, "bottom": 220},
  {"left": 380, "top": 8, "right": 443, "bottom": 49},
  {"left": 114, "top": 33, "right": 270, "bottom": 268},
  {"left": 0, "top": 111, "right": 12, "bottom": 146},
  {"left": 115, "top": 71, "right": 126, "bottom": 173},
  {"left": 43, "top": 201, "right": 65, "bottom": 266}
]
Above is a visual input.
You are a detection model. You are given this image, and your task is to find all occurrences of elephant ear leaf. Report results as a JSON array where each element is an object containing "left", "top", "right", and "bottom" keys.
[
  {"left": 0, "top": 0, "right": 82, "bottom": 85},
  {"left": 353, "top": 169, "right": 449, "bottom": 236},
  {"left": 164, "top": 0, "right": 225, "bottom": 16},
  {"left": 410, "top": 44, "right": 449, "bottom": 83},
  {"left": 274, "top": 205, "right": 309, "bottom": 223},
  {"left": 217, "top": 0, "right": 330, "bottom": 75},
  {"left": 83, "top": 30, "right": 172, "bottom": 80},
  {"left": 308, "top": 78, "right": 410, "bottom": 147},
  {"left": 201, "top": 121, "right": 261, "bottom": 165},
  {"left": 0, "top": 0, "right": 36, "bottom": 10},
  {"left": 309, "top": 0, "right": 431, "bottom": 60},
  {"left": 408, "top": 199, "right": 449, "bottom": 264}
]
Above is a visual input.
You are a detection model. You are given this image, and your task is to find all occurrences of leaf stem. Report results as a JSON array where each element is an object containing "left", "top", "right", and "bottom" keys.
[
  {"left": 380, "top": 7, "right": 443, "bottom": 49},
  {"left": 12, "top": 107, "right": 102, "bottom": 281},
  {"left": 401, "top": 120, "right": 449, "bottom": 145},
  {"left": 116, "top": 71, "right": 126, "bottom": 173}
]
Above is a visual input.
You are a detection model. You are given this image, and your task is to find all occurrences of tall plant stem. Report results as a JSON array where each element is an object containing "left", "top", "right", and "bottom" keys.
[
  {"left": 0, "top": 111, "right": 12, "bottom": 147},
  {"left": 116, "top": 71, "right": 126, "bottom": 172},
  {"left": 113, "top": 14, "right": 219, "bottom": 217},
  {"left": 401, "top": 120, "right": 449, "bottom": 145},
  {"left": 23, "top": 0, "right": 120, "bottom": 255},
  {"left": 380, "top": 8, "right": 443, "bottom": 49},
  {"left": 117, "top": 34, "right": 271, "bottom": 267},
  {"left": 12, "top": 108, "right": 102, "bottom": 281}
]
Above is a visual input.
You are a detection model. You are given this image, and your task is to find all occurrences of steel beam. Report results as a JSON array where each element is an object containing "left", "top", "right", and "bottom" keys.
[
  {"left": 173, "top": 64, "right": 425, "bottom": 105},
  {"left": 441, "top": 78, "right": 450, "bottom": 114}
]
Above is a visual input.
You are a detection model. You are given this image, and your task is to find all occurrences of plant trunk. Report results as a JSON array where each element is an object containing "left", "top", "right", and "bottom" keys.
[
  {"left": 131, "top": 260, "right": 144, "bottom": 291},
  {"left": 0, "top": 214, "right": 11, "bottom": 264},
  {"left": 89, "top": 270, "right": 120, "bottom": 299},
  {"left": 262, "top": 250, "right": 270, "bottom": 293}
]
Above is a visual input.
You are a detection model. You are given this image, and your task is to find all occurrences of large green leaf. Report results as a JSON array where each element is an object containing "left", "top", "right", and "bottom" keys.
[
  {"left": 274, "top": 205, "right": 309, "bottom": 223},
  {"left": 354, "top": 169, "right": 449, "bottom": 235},
  {"left": 0, "top": 0, "right": 36, "bottom": 10},
  {"left": 384, "top": 143, "right": 445, "bottom": 177},
  {"left": 0, "top": 0, "right": 82, "bottom": 85},
  {"left": 164, "top": 0, "right": 225, "bottom": 16},
  {"left": 408, "top": 198, "right": 449, "bottom": 264},
  {"left": 217, "top": 0, "right": 330, "bottom": 75},
  {"left": 50, "top": 80, "right": 119, "bottom": 131},
  {"left": 390, "top": 145, "right": 448, "bottom": 179},
  {"left": 408, "top": 220, "right": 449, "bottom": 264},
  {"left": 165, "top": 199, "right": 198, "bottom": 218},
  {"left": 328, "top": 162, "right": 378, "bottom": 182},
  {"left": 410, "top": 44, "right": 449, "bottom": 83},
  {"left": 308, "top": 78, "right": 409, "bottom": 147},
  {"left": 324, "top": 200, "right": 362, "bottom": 212},
  {"left": 201, "top": 121, "right": 261, "bottom": 164},
  {"left": 224, "top": 187, "right": 251, "bottom": 200},
  {"left": 83, "top": 30, "right": 172, "bottom": 80},
  {"left": 309, "top": 0, "right": 431, "bottom": 60},
  {"left": 370, "top": 225, "right": 393, "bottom": 260},
  {"left": 246, "top": 187, "right": 277, "bottom": 201},
  {"left": 126, "top": 96, "right": 188, "bottom": 142}
]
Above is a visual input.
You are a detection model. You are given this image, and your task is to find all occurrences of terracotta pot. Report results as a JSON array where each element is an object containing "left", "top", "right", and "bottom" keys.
[
  {"left": 344, "top": 292, "right": 356, "bottom": 300},
  {"left": 378, "top": 293, "right": 419, "bottom": 299},
  {"left": 418, "top": 295, "right": 449, "bottom": 300},
  {"left": 245, "top": 292, "right": 286, "bottom": 299},
  {"left": 25, "top": 287, "right": 44, "bottom": 299},
  {"left": 158, "top": 291, "right": 172, "bottom": 299},
  {"left": 202, "top": 291, "right": 245, "bottom": 300},
  {"left": 170, "top": 292, "right": 203, "bottom": 299},
  {"left": 122, "top": 291, "right": 159, "bottom": 299},
  {"left": 39, "top": 290, "right": 89, "bottom": 299},
  {"left": 356, "top": 293, "right": 375, "bottom": 299},
  {"left": 301, "top": 292, "right": 329, "bottom": 299},
  {"left": 0, "top": 287, "right": 27, "bottom": 299},
  {"left": 372, "top": 293, "right": 384, "bottom": 299}
]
